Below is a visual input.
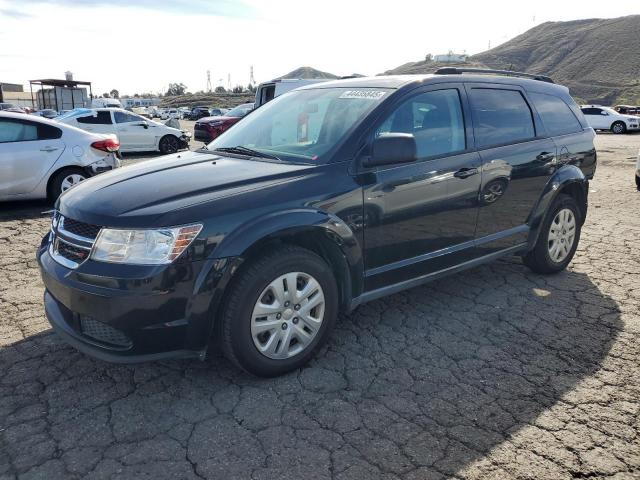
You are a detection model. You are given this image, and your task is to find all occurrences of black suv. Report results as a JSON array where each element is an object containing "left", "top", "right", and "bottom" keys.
[
  {"left": 38, "top": 69, "right": 596, "bottom": 376},
  {"left": 188, "top": 106, "right": 212, "bottom": 120}
]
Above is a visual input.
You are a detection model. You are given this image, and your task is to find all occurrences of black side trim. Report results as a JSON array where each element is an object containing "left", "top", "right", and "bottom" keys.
[{"left": 351, "top": 243, "right": 527, "bottom": 310}]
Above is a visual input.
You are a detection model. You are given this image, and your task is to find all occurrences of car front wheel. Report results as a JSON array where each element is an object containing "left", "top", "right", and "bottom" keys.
[
  {"left": 523, "top": 194, "right": 582, "bottom": 274},
  {"left": 611, "top": 121, "right": 626, "bottom": 134},
  {"left": 159, "top": 135, "right": 180, "bottom": 154},
  {"left": 49, "top": 168, "right": 88, "bottom": 200},
  {"left": 219, "top": 245, "right": 339, "bottom": 377}
]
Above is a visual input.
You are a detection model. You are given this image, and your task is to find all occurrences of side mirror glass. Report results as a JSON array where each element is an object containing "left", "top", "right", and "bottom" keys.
[{"left": 363, "top": 133, "right": 417, "bottom": 168}]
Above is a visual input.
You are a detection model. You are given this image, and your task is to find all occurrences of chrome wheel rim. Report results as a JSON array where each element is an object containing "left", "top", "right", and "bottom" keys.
[
  {"left": 548, "top": 208, "right": 576, "bottom": 263},
  {"left": 251, "top": 271, "right": 325, "bottom": 360},
  {"left": 60, "top": 174, "right": 86, "bottom": 192},
  {"left": 613, "top": 123, "right": 624, "bottom": 133}
]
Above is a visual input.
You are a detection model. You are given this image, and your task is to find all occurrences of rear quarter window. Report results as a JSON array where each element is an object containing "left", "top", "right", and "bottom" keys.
[
  {"left": 529, "top": 92, "right": 583, "bottom": 136},
  {"left": 469, "top": 88, "right": 536, "bottom": 148}
]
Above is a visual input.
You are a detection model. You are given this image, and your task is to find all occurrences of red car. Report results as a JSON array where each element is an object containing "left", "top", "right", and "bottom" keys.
[{"left": 194, "top": 102, "right": 254, "bottom": 142}]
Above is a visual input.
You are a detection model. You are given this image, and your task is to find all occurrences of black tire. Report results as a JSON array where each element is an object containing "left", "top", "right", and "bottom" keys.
[
  {"left": 523, "top": 194, "right": 582, "bottom": 274},
  {"left": 48, "top": 168, "right": 88, "bottom": 201},
  {"left": 159, "top": 135, "right": 180, "bottom": 154},
  {"left": 219, "top": 245, "right": 339, "bottom": 377},
  {"left": 635, "top": 174, "right": 640, "bottom": 191},
  {"left": 611, "top": 121, "right": 626, "bottom": 134}
]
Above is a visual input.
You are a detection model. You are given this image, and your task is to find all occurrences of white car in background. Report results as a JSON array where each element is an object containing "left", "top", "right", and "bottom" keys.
[
  {"left": 160, "top": 108, "right": 182, "bottom": 120},
  {"left": 0, "top": 111, "right": 120, "bottom": 201},
  {"left": 580, "top": 105, "right": 640, "bottom": 134},
  {"left": 57, "top": 108, "right": 190, "bottom": 154}
]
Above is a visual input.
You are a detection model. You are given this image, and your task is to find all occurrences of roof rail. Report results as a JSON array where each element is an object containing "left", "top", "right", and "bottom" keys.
[{"left": 434, "top": 67, "right": 554, "bottom": 84}]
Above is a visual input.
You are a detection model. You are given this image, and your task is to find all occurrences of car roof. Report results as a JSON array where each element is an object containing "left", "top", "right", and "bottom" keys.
[
  {"left": 297, "top": 74, "right": 569, "bottom": 95},
  {"left": 0, "top": 111, "right": 53, "bottom": 123}
]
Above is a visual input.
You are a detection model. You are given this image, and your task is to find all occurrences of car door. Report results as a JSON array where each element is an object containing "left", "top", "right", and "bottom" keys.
[
  {"left": 582, "top": 107, "right": 609, "bottom": 129},
  {"left": 114, "top": 111, "right": 155, "bottom": 150},
  {"left": 466, "top": 84, "right": 557, "bottom": 253},
  {"left": 0, "top": 118, "right": 65, "bottom": 196},
  {"left": 362, "top": 85, "right": 482, "bottom": 291}
]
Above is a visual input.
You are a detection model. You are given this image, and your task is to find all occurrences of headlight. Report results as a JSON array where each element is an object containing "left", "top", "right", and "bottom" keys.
[{"left": 91, "top": 224, "right": 202, "bottom": 265}]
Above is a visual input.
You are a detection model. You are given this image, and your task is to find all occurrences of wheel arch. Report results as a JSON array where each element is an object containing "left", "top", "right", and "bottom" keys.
[
  {"left": 45, "top": 165, "right": 90, "bottom": 200},
  {"left": 526, "top": 164, "right": 588, "bottom": 250}
]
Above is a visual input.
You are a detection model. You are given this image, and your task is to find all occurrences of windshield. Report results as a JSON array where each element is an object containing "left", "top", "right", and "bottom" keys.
[
  {"left": 207, "top": 88, "right": 389, "bottom": 163},
  {"left": 226, "top": 103, "right": 253, "bottom": 117},
  {"left": 56, "top": 108, "right": 92, "bottom": 120}
]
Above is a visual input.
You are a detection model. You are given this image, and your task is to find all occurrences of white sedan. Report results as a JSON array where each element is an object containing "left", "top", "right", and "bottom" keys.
[
  {"left": 0, "top": 111, "right": 120, "bottom": 201},
  {"left": 57, "top": 108, "right": 191, "bottom": 154}
]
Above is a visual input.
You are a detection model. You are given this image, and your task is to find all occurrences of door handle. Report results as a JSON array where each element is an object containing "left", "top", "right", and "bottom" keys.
[
  {"left": 453, "top": 167, "right": 478, "bottom": 179},
  {"left": 40, "top": 147, "right": 59, "bottom": 152}
]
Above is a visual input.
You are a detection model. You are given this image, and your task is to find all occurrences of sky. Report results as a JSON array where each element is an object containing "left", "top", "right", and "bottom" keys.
[{"left": 0, "top": 0, "right": 638, "bottom": 96}]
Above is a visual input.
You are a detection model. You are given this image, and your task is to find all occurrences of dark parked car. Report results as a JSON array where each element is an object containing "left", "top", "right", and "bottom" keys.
[
  {"left": 614, "top": 105, "right": 639, "bottom": 116},
  {"left": 193, "top": 103, "right": 254, "bottom": 142},
  {"left": 38, "top": 69, "right": 596, "bottom": 376},
  {"left": 188, "top": 106, "right": 213, "bottom": 120}
]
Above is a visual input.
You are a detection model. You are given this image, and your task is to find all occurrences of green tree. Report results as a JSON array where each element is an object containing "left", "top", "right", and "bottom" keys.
[
  {"left": 214, "top": 86, "right": 226, "bottom": 93},
  {"left": 232, "top": 85, "right": 244, "bottom": 93},
  {"left": 166, "top": 83, "right": 187, "bottom": 96},
  {"left": 101, "top": 92, "right": 110, "bottom": 98},
  {"left": 110, "top": 89, "right": 119, "bottom": 98}
]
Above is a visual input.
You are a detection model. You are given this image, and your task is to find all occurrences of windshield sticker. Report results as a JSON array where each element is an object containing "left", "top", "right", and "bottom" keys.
[{"left": 339, "top": 90, "right": 387, "bottom": 100}]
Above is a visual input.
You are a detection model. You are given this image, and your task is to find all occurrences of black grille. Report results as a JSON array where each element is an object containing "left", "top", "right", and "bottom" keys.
[
  {"left": 62, "top": 217, "right": 101, "bottom": 239},
  {"left": 80, "top": 317, "right": 132, "bottom": 348},
  {"left": 57, "top": 241, "right": 90, "bottom": 263},
  {"left": 194, "top": 123, "right": 205, "bottom": 130}
]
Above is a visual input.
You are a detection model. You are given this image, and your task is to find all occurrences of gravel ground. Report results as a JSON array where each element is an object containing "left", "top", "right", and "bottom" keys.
[{"left": 0, "top": 132, "right": 639, "bottom": 480}]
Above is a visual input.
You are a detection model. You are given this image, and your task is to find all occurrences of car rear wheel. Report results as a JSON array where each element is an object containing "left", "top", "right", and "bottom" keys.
[
  {"left": 219, "top": 245, "right": 338, "bottom": 377},
  {"left": 49, "top": 168, "right": 88, "bottom": 200},
  {"left": 611, "top": 121, "right": 626, "bottom": 134},
  {"left": 523, "top": 194, "right": 582, "bottom": 274},
  {"left": 159, "top": 135, "right": 180, "bottom": 154}
]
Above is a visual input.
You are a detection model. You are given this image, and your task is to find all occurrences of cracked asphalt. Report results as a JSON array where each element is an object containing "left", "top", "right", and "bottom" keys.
[{"left": 1, "top": 133, "right": 639, "bottom": 480}]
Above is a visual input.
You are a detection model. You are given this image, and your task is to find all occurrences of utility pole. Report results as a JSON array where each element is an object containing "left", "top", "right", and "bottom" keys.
[
  {"left": 249, "top": 65, "right": 256, "bottom": 86},
  {"left": 206, "top": 70, "right": 212, "bottom": 93}
]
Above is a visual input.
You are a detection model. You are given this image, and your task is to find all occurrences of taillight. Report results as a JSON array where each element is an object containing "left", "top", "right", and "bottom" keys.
[{"left": 91, "top": 138, "right": 120, "bottom": 152}]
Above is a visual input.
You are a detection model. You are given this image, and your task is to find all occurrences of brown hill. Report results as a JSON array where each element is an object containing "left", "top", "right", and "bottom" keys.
[
  {"left": 384, "top": 15, "right": 640, "bottom": 105},
  {"left": 279, "top": 66, "right": 339, "bottom": 79}
]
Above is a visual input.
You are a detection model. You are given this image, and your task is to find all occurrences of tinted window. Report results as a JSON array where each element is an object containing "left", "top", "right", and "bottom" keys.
[
  {"left": 470, "top": 89, "right": 535, "bottom": 148},
  {"left": 0, "top": 119, "right": 61, "bottom": 142},
  {"left": 581, "top": 108, "right": 602, "bottom": 116},
  {"left": 529, "top": 93, "right": 582, "bottom": 136},
  {"left": 0, "top": 120, "right": 38, "bottom": 142},
  {"left": 114, "top": 111, "right": 142, "bottom": 123},
  {"left": 376, "top": 89, "right": 466, "bottom": 158},
  {"left": 77, "top": 111, "right": 113, "bottom": 124}
]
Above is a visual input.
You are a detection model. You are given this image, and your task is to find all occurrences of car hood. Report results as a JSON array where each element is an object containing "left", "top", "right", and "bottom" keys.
[
  {"left": 196, "top": 115, "right": 237, "bottom": 123},
  {"left": 57, "top": 150, "right": 315, "bottom": 227}
]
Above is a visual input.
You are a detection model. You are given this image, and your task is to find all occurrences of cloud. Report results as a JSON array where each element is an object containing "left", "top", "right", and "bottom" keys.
[
  {"left": 0, "top": 8, "right": 33, "bottom": 18},
  {"left": 3, "top": 0, "right": 254, "bottom": 17}
]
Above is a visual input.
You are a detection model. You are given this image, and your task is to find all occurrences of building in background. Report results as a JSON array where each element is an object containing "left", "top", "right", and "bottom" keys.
[
  {"left": 120, "top": 97, "right": 161, "bottom": 108},
  {"left": 0, "top": 82, "right": 34, "bottom": 108},
  {"left": 29, "top": 74, "right": 93, "bottom": 111},
  {"left": 433, "top": 52, "right": 468, "bottom": 63}
]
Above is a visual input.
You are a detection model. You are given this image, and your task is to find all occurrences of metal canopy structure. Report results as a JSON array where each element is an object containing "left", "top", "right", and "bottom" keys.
[{"left": 29, "top": 78, "right": 93, "bottom": 110}]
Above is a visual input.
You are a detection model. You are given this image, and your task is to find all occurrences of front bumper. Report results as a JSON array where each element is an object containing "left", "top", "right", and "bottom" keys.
[{"left": 37, "top": 235, "right": 233, "bottom": 363}]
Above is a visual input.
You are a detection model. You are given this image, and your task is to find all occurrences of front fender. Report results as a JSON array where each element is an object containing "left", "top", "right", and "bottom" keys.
[{"left": 527, "top": 164, "right": 587, "bottom": 249}]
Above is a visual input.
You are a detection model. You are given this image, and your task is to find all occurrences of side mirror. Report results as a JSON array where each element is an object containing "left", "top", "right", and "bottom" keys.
[
  {"left": 363, "top": 133, "right": 417, "bottom": 168},
  {"left": 138, "top": 121, "right": 149, "bottom": 129},
  {"left": 600, "top": 111, "right": 608, "bottom": 116}
]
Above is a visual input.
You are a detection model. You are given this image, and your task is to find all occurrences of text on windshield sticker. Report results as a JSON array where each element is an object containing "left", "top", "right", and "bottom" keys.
[{"left": 339, "top": 90, "right": 386, "bottom": 100}]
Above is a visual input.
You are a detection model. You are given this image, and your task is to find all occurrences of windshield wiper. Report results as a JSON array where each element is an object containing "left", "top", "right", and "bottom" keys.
[{"left": 213, "top": 146, "right": 281, "bottom": 161}]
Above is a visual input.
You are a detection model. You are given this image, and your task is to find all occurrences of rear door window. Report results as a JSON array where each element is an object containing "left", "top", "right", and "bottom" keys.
[
  {"left": 529, "top": 92, "right": 583, "bottom": 136},
  {"left": 469, "top": 88, "right": 535, "bottom": 148},
  {"left": 77, "top": 111, "right": 113, "bottom": 124},
  {"left": 0, "top": 119, "right": 38, "bottom": 142}
]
